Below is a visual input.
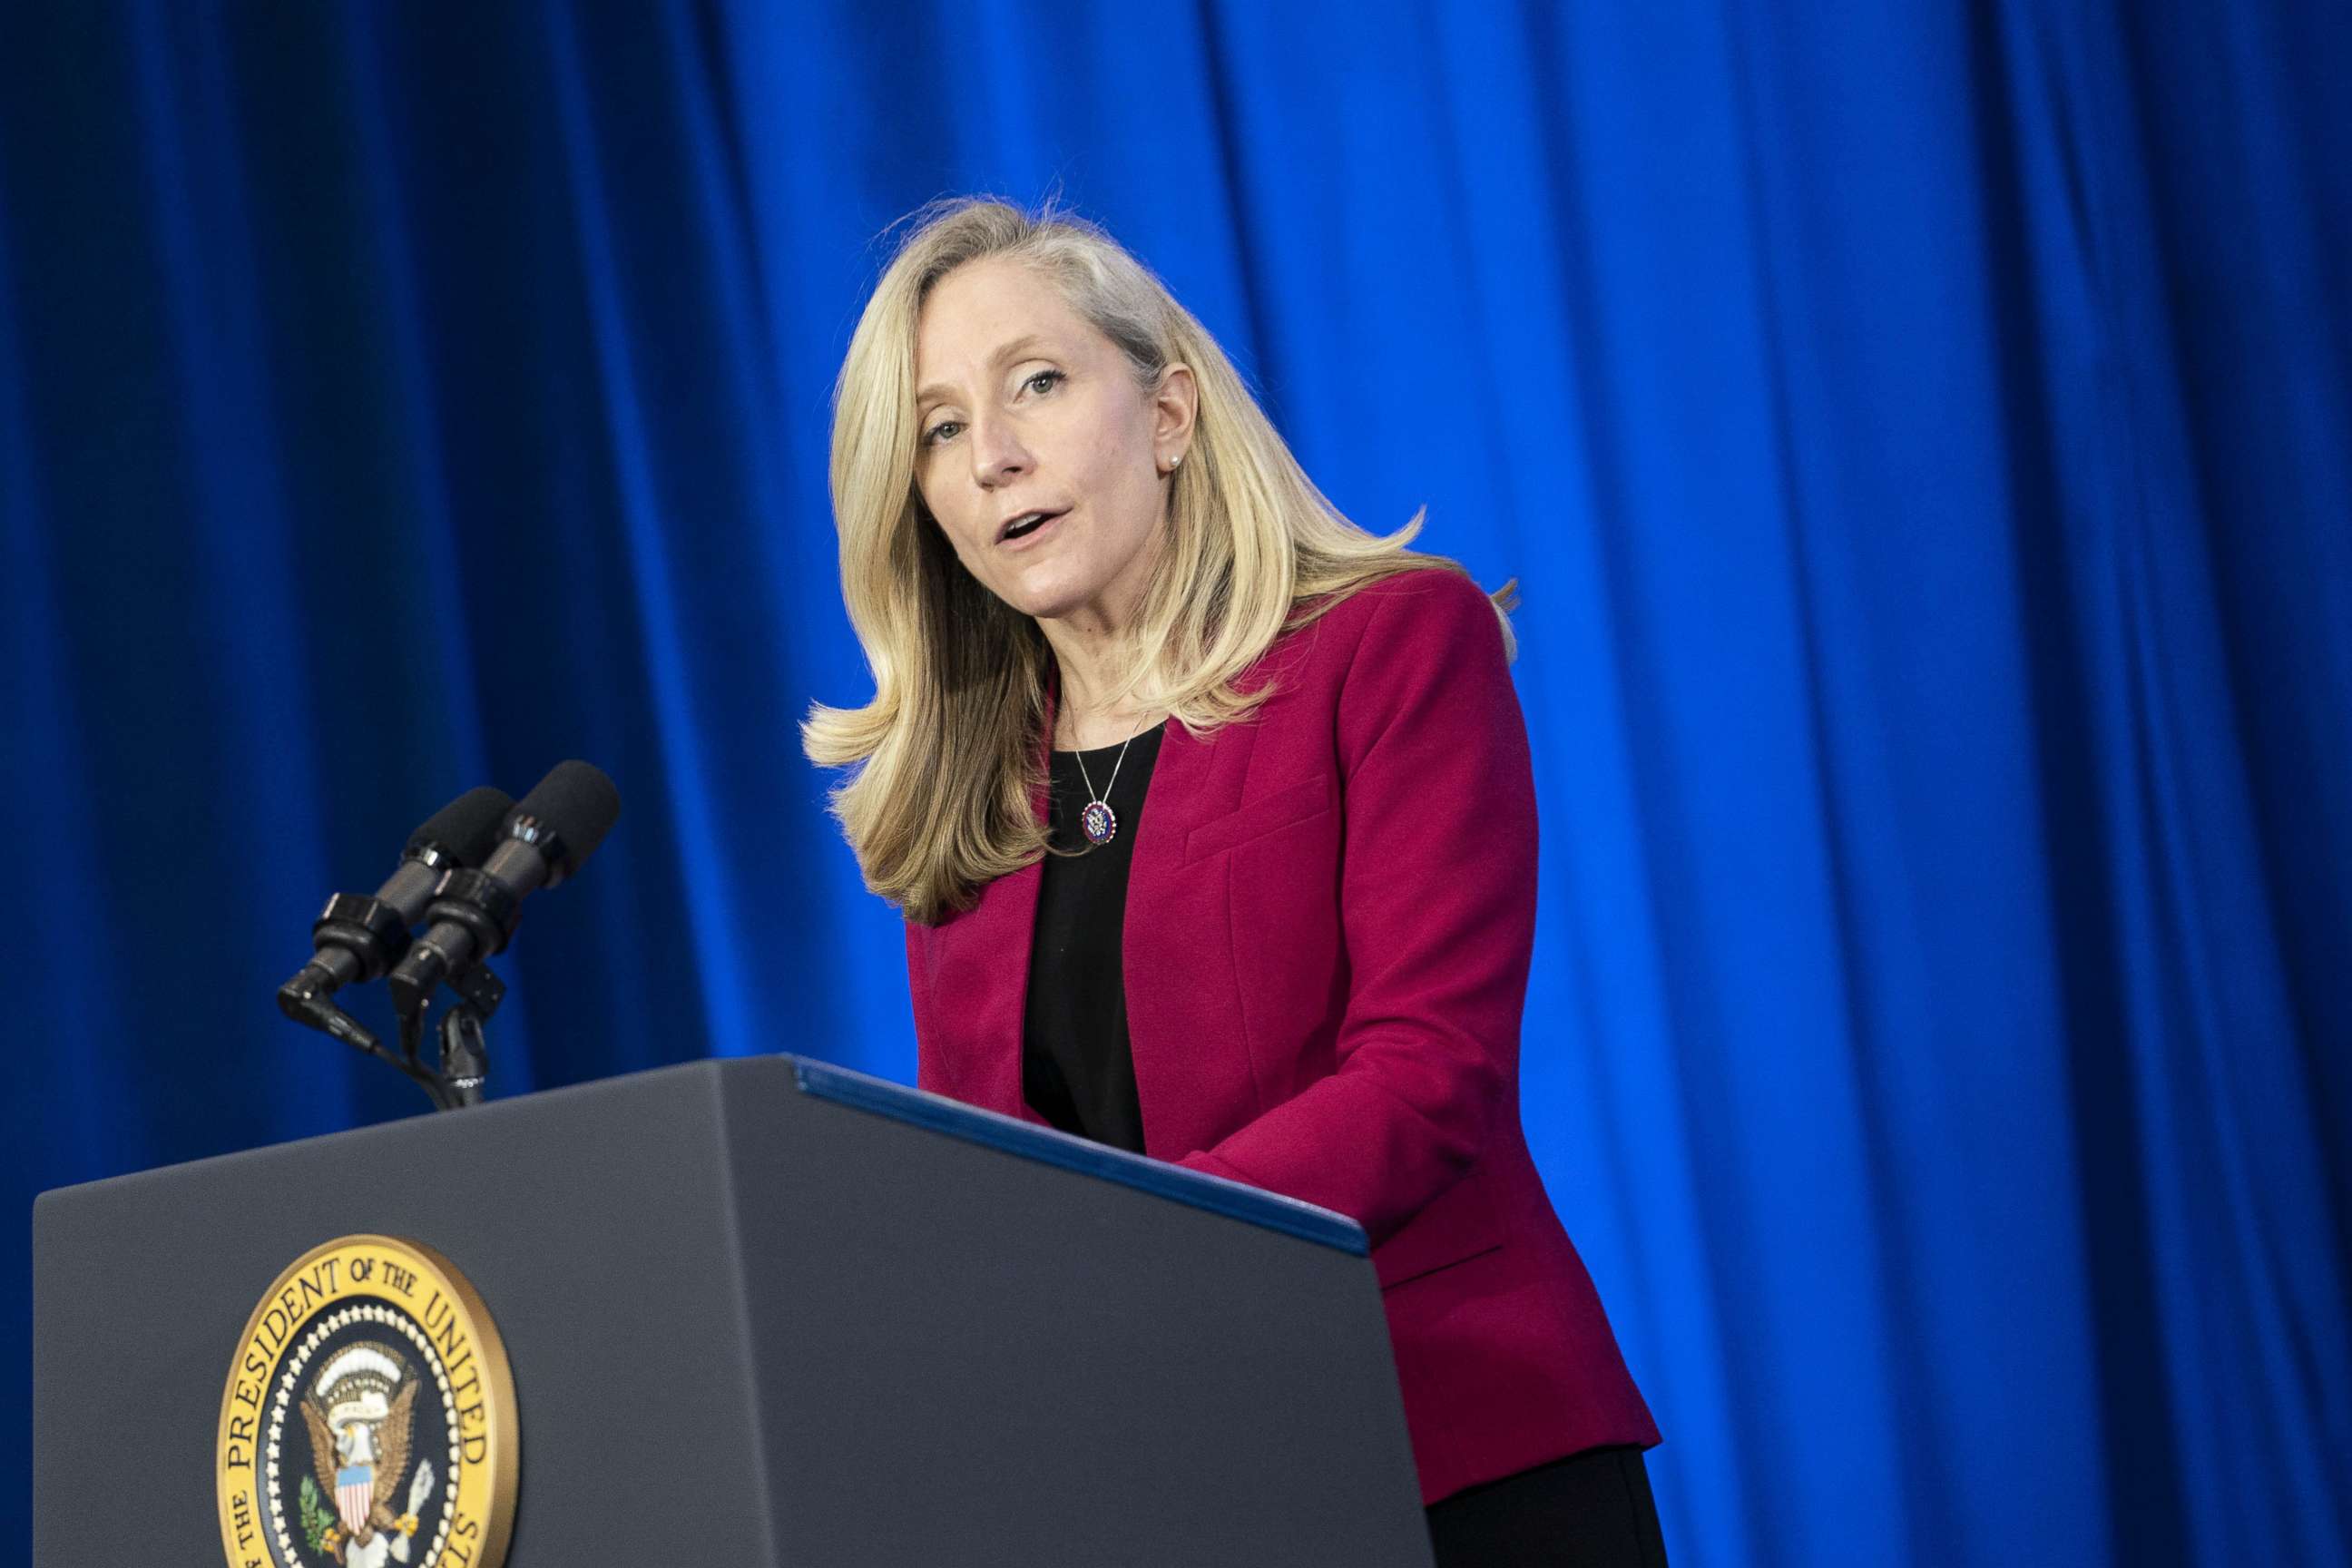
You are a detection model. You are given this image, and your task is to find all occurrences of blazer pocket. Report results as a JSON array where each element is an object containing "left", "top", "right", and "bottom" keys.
[
  {"left": 1182, "top": 775, "right": 1334, "bottom": 867},
  {"left": 1373, "top": 1170, "right": 1505, "bottom": 1290}
]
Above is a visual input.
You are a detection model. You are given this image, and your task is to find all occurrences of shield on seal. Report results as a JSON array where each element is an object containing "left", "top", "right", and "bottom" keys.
[{"left": 337, "top": 1465, "right": 376, "bottom": 1534}]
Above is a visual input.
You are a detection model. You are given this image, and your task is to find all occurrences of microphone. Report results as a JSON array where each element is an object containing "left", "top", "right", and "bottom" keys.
[
  {"left": 278, "top": 786, "right": 515, "bottom": 1014},
  {"left": 386, "top": 760, "right": 620, "bottom": 1023}
]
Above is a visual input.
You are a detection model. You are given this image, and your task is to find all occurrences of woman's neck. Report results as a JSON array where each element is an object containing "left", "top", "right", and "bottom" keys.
[
  {"left": 1036, "top": 516, "right": 1172, "bottom": 750},
  {"left": 1043, "top": 624, "right": 1161, "bottom": 751}
]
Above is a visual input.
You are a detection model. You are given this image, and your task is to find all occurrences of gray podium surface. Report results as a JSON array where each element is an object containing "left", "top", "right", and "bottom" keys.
[{"left": 34, "top": 1055, "right": 1434, "bottom": 1566}]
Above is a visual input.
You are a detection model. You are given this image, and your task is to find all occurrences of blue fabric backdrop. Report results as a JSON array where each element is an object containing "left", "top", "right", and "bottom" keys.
[{"left": 3, "top": 2, "right": 2347, "bottom": 1562}]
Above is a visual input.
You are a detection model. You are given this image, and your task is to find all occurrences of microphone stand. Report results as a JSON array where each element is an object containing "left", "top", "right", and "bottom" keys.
[
  {"left": 281, "top": 961, "right": 505, "bottom": 1112},
  {"left": 401, "top": 964, "right": 506, "bottom": 1110},
  {"left": 279, "top": 980, "right": 453, "bottom": 1107}
]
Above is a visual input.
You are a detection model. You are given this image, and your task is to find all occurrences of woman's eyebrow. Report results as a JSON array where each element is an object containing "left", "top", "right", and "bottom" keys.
[{"left": 916, "top": 335, "right": 1056, "bottom": 408}]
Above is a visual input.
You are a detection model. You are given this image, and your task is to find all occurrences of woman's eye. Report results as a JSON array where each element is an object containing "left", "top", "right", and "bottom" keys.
[{"left": 922, "top": 372, "right": 1056, "bottom": 448}]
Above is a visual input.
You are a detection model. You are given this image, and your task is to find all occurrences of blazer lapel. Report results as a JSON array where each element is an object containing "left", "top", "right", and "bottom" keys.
[
  {"left": 1124, "top": 693, "right": 1262, "bottom": 1160},
  {"left": 926, "top": 674, "right": 1059, "bottom": 1128}
]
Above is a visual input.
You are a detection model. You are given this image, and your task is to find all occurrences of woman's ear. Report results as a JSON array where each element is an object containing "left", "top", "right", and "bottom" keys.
[{"left": 1154, "top": 364, "right": 1198, "bottom": 467}]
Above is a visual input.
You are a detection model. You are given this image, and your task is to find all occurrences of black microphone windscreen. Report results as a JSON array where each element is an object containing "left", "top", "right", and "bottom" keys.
[
  {"left": 512, "top": 760, "right": 621, "bottom": 872},
  {"left": 406, "top": 787, "right": 516, "bottom": 867}
]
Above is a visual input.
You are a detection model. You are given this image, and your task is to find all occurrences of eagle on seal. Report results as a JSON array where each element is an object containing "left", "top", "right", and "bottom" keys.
[{"left": 302, "top": 1377, "right": 420, "bottom": 1564}]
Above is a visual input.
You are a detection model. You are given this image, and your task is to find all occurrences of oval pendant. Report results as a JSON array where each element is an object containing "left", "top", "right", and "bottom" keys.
[{"left": 1081, "top": 799, "right": 1118, "bottom": 846}]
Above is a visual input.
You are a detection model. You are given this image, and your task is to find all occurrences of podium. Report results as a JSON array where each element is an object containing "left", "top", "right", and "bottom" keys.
[{"left": 34, "top": 1055, "right": 1435, "bottom": 1566}]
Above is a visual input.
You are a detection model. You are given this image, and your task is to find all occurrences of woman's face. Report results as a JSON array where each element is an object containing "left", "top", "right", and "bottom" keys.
[{"left": 912, "top": 257, "right": 1192, "bottom": 628}]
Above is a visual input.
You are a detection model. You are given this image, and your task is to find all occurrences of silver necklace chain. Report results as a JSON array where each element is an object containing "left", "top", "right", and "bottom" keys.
[{"left": 1071, "top": 731, "right": 1135, "bottom": 809}]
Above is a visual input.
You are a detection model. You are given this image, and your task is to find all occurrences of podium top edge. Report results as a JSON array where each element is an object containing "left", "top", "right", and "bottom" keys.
[
  {"left": 787, "top": 1058, "right": 1369, "bottom": 1259},
  {"left": 32, "top": 1055, "right": 1369, "bottom": 1262}
]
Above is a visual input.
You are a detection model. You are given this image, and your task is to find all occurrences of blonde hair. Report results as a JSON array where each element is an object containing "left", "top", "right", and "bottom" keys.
[{"left": 802, "top": 196, "right": 1515, "bottom": 924}]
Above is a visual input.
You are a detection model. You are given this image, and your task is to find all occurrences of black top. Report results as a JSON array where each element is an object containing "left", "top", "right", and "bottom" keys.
[{"left": 1022, "top": 721, "right": 1165, "bottom": 1153}]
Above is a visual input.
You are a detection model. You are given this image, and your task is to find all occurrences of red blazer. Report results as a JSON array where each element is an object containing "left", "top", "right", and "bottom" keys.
[{"left": 904, "top": 567, "right": 1661, "bottom": 1504}]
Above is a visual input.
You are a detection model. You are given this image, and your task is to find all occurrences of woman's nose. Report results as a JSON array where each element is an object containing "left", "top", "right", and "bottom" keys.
[{"left": 969, "top": 416, "right": 1031, "bottom": 487}]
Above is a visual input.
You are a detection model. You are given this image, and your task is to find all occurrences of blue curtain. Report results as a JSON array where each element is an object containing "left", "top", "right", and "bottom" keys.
[{"left": 3, "top": 2, "right": 2345, "bottom": 1562}]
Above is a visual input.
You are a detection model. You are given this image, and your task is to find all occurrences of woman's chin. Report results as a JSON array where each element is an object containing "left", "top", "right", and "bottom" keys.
[{"left": 997, "top": 564, "right": 1104, "bottom": 623}]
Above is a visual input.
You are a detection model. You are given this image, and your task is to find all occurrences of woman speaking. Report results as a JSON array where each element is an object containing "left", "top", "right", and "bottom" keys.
[{"left": 805, "top": 199, "right": 1665, "bottom": 1566}]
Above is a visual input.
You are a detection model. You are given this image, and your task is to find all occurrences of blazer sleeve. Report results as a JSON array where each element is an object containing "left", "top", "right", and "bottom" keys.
[{"left": 1174, "top": 571, "right": 1535, "bottom": 1248}]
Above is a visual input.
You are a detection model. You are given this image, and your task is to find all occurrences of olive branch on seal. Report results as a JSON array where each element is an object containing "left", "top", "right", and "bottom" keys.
[{"left": 299, "top": 1474, "right": 337, "bottom": 1556}]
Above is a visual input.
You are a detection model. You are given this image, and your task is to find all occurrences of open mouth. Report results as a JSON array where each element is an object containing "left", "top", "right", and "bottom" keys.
[{"left": 999, "top": 508, "right": 1065, "bottom": 543}]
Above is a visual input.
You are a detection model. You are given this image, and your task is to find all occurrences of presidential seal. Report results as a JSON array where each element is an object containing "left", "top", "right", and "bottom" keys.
[{"left": 216, "top": 1236, "right": 516, "bottom": 1568}]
